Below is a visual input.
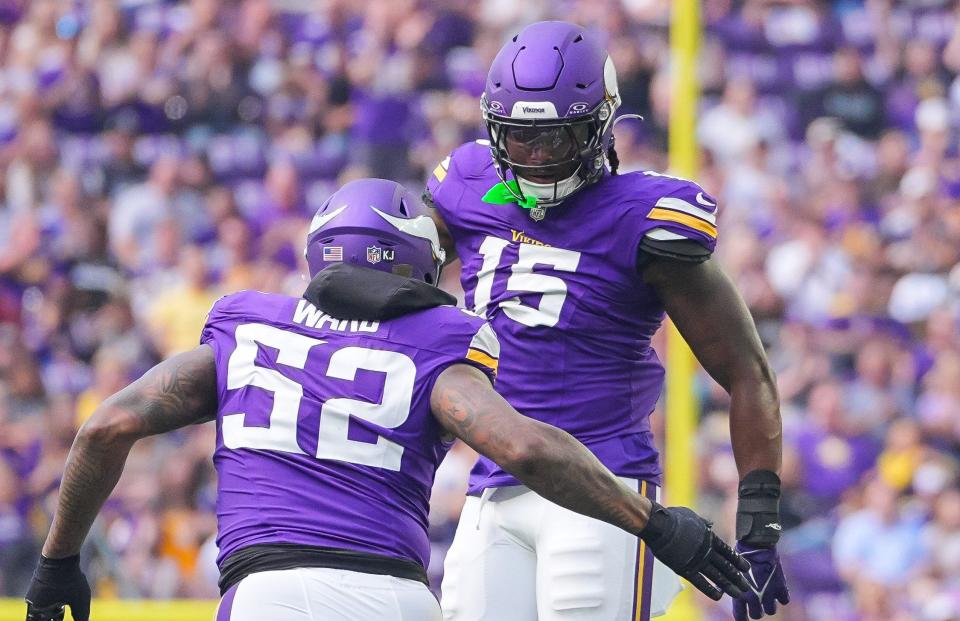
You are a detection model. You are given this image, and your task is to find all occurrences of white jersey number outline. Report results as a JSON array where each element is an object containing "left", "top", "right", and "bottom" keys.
[{"left": 474, "top": 237, "right": 581, "bottom": 328}]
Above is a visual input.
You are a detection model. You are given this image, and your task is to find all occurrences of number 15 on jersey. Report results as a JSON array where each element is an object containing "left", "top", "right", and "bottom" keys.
[{"left": 473, "top": 237, "right": 581, "bottom": 328}]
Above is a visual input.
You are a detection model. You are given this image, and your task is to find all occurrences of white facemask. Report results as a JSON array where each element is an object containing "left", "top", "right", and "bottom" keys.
[{"left": 516, "top": 172, "right": 585, "bottom": 207}]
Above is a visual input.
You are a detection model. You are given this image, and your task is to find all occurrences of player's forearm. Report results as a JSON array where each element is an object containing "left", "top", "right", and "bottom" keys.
[
  {"left": 431, "top": 365, "right": 652, "bottom": 534},
  {"left": 729, "top": 365, "right": 782, "bottom": 477},
  {"left": 44, "top": 347, "right": 218, "bottom": 558},
  {"left": 645, "top": 258, "right": 782, "bottom": 477},
  {"left": 506, "top": 422, "right": 653, "bottom": 535},
  {"left": 42, "top": 414, "right": 136, "bottom": 558}
]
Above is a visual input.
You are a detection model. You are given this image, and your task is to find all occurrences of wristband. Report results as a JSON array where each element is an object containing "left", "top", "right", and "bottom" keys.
[
  {"left": 736, "top": 469, "right": 781, "bottom": 547},
  {"left": 37, "top": 554, "right": 80, "bottom": 571}
]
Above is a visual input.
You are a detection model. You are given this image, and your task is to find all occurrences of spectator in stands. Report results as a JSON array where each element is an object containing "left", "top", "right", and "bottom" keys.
[
  {"left": 833, "top": 477, "right": 928, "bottom": 617},
  {"left": 792, "top": 381, "right": 881, "bottom": 515},
  {"left": 146, "top": 245, "right": 219, "bottom": 357},
  {"left": 74, "top": 345, "right": 133, "bottom": 427},
  {"left": 0, "top": 458, "right": 37, "bottom": 597},
  {"left": 808, "top": 46, "right": 886, "bottom": 139},
  {"left": 108, "top": 155, "right": 179, "bottom": 273},
  {"left": 698, "top": 77, "right": 782, "bottom": 168}
]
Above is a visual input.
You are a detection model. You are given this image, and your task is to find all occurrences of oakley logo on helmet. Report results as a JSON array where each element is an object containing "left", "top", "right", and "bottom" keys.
[
  {"left": 567, "top": 102, "right": 590, "bottom": 115},
  {"left": 489, "top": 100, "right": 505, "bottom": 113}
]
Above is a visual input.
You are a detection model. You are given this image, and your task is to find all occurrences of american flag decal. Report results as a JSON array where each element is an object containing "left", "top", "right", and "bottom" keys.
[{"left": 323, "top": 246, "right": 343, "bottom": 261}]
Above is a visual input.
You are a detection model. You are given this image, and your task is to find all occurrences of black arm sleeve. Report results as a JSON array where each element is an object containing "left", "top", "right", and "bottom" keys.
[{"left": 637, "top": 237, "right": 712, "bottom": 271}]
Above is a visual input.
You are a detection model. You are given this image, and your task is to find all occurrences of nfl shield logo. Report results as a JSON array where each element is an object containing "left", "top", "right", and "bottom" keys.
[{"left": 366, "top": 246, "right": 382, "bottom": 264}]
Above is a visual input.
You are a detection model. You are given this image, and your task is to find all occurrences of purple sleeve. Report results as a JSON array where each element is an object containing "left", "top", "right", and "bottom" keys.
[
  {"left": 415, "top": 309, "right": 500, "bottom": 387},
  {"left": 200, "top": 299, "right": 222, "bottom": 346},
  {"left": 638, "top": 175, "right": 719, "bottom": 257},
  {"left": 199, "top": 294, "right": 238, "bottom": 347},
  {"left": 425, "top": 147, "right": 469, "bottom": 229}
]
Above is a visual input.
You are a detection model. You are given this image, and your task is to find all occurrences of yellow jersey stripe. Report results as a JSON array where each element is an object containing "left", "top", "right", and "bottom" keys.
[
  {"left": 467, "top": 348, "right": 498, "bottom": 373},
  {"left": 648, "top": 207, "right": 718, "bottom": 238},
  {"left": 433, "top": 163, "right": 447, "bottom": 182},
  {"left": 634, "top": 480, "right": 648, "bottom": 621}
]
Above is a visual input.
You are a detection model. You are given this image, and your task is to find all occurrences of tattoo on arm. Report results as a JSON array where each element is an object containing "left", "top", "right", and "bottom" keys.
[
  {"left": 43, "top": 346, "right": 218, "bottom": 558},
  {"left": 108, "top": 344, "right": 219, "bottom": 434},
  {"left": 431, "top": 365, "right": 651, "bottom": 535}
]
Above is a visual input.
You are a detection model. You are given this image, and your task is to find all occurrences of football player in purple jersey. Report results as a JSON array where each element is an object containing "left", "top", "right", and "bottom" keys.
[
  {"left": 425, "top": 22, "right": 788, "bottom": 621},
  {"left": 24, "top": 179, "right": 748, "bottom": 621}
]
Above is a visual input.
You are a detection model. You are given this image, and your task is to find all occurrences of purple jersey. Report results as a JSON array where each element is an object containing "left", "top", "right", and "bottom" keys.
[
  {"left": 427, "top": 141, "right": 718, "bottom": 493},
  {"left": 200, "top": 290, "right": 499, "bottom": 570}
]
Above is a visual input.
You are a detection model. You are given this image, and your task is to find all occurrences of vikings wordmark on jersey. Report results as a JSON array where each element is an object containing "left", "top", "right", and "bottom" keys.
[
  {"left": 427, "top": 140, "right": 718, "bottom": 494},
  {"left": 200, "top": 290, "right": 498, "bottom": 572}
]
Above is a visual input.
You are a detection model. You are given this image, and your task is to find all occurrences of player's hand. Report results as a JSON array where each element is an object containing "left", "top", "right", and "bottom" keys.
[
  {"left": 638, "top": 503, "right": 750, "bottom": 601},
  {"left": 733, "top": 469, "right": 788, "bottom": 618},
  {"left": 732, "top": 543, "right": 789, "bottom": 620},
  {"left": 24, "top": 555, "right": 90, "bottom": 621}
]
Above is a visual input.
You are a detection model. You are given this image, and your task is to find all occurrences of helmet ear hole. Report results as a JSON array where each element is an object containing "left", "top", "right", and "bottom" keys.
[
  {"left": 392, "top": 264, "right": 413, "bottom": 278},
  {"left": 398, "top": 199, "right": 409, "bottom": 217}
]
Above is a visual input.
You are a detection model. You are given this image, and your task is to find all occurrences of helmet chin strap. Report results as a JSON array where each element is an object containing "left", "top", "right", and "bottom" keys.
[{"left": 517, "top": 172, "right": 583, "bottom": 208}]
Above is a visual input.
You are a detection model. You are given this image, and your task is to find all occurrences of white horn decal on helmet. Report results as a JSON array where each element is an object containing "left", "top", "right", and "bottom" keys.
[
  {"left": 308, "top": 204, "right": 348, "bottom": 235},
  {"left": 371, "top": 206, "right": 447, "bottom": 264},
  {"left": 603, "top": 55, "right": 621, "bottom": 106}
]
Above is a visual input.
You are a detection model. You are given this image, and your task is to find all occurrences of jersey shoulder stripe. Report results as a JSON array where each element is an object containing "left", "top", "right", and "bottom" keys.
[
  {"left": 645, "top": 227, "right": 688, "bottom": 241},
  {"left": 654, "top": 196, "right": 717, "bottom": 225},
  {"left": 617, "top": 171, "right": 720, "bottom": 259},
  {"left": 468, "top": 322, "right": 500, "bottom": 358},
  {"left": 647, "top": 203, "right": 717, "bottom": 239},
  {"left": 466, "top": 348, "right": 498, "bottom": 375},
  {"left": 465, "top": 322, "right": 500, "bottom": 376},
  {"left": 432, "top": 156, "right": 450, "bottom": 183}
]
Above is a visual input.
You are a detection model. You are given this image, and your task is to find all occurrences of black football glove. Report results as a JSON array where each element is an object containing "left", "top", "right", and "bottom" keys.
[
  {"left": 733, "top": 469, "right": 790, "bottom": 620},
  {"left": 639, "top": 503, "right": 750, "bottom": 601},
  {"left": 24, "top": 555, "right": 90, "bottom": 621}
]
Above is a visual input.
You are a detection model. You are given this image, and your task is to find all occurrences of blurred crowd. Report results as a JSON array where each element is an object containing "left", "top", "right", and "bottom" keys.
[{"left": 0, "top": 0, "right": 958, "bottom": 619}]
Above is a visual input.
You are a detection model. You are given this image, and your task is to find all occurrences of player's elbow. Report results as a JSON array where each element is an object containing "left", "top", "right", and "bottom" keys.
[
  {"left": 732, "top": 350, "right": 779, "bottom": 400},
  {"left": 78, "top": 404, "right": 140, "bottom": 448},
  {"left": 497, "top": 427, "right": 559, "bottom": 478}
]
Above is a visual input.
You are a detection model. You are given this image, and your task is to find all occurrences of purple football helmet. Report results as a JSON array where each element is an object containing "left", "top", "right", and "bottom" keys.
[
  {"left": 305, "top": 178, "right": 445, "bottom": 284},
  {"left": 482, "top": 21, "right": 622, "bottom": 209}
]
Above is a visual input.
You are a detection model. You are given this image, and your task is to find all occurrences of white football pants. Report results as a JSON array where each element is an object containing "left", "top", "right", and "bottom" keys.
[
  {"left": 215, "top": 567, "right": 440, "bottom": 621},
  {"left": 441, "top": 479, "right": 682, "bottom": 621}
]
